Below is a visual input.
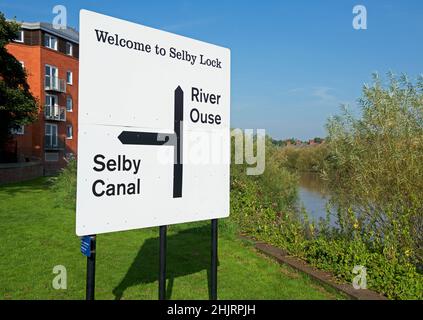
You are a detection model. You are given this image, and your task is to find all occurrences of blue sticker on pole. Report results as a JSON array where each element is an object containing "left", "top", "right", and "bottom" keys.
[{"left": 81, "top": 236, "right": 91, "bottom": 257}]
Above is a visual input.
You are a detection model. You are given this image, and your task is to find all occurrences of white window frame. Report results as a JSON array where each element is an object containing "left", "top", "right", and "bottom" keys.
[
  {"left": 66, "top": 96, "right": 73, "bottom": 112},
  {"left": 14, "top": 30, "right": 24, "bottom": 43},
  {"left": 66, "top": 125, "right": 73, "bottom": 139},
  {"left": 45, "top": 94, "right": 58, "bottom": 107},
  {"left": 44, "top": 33, "right": 58, "bottom": 50},
  {"left": 66, "top": 70, "right": 73, "bottom": 85},
  {"left": 11, "top": 125, "right": 25, "bottom": 135},
  {"left": 45, "top": 123, "right": 58, "bottom": 147},
  {"left": 45, "top": 94, "right": 59, "bottom": 118},
  {"left": 66, "top": 42, "right": 73, "bottom": 56},
  {"left": 45, "top": 64, "right": 58, "bottom": 89}
]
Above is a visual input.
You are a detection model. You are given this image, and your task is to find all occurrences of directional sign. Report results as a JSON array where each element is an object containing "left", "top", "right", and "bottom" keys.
[{"left": 76, "top": 10, "right": 230, "bottom": 236}]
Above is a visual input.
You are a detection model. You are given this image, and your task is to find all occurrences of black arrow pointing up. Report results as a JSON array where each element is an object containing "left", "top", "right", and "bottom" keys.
[
  {"left": 173, "top": 86, "right": 183, "bottom": 198},
  {"left": 118, "top": 86, "right": 184, "bottom": 198}
]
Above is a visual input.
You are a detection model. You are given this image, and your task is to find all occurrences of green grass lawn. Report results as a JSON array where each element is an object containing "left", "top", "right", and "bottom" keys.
[{"left": 0, "top": 178, "right": 344, "bottom": 300}]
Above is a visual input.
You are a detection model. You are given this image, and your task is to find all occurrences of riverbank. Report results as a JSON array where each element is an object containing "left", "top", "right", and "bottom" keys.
[
  {"left": 230, "top": 150, "right": 423, "bottom": 299},
  {"left": 249, "top": 237, "right": 387, "bottom": 300}
]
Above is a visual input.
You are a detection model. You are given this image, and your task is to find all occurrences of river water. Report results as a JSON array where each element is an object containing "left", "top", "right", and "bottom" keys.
[{"left": 297, "top": 173, "right": 334, "bottom": 224}]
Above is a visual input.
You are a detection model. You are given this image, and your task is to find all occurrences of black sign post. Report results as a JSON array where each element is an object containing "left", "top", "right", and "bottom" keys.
[
  {"left": 86, "top": 235, "right": 97, "bottom": 300},
  {"left": 211, "top": 219, "right": 218, "bottom": 300},
  {"left": 159, "top": 225, "right": 167, "bottom": 300}
]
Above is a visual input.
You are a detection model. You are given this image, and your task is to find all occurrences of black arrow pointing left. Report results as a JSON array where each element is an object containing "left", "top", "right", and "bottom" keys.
[{"left": 118, "top": 131, "right": 175, "bottom": 146}]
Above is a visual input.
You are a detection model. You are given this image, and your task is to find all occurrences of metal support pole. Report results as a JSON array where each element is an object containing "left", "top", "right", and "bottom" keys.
[
  {"left": 86, "top": 235, "right": 96, "bottom": 300},
  {"left": 211, "top": 219, "right": 218, "bottom": 300},
  {"left": 159, "top": 225, "right": 167, "bottom": 300}
]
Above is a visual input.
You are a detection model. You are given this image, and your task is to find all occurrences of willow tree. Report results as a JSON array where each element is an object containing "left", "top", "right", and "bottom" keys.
[
  {"left": 0, "top": 12, "right": 38, "bottom": 162},
  {"left": 325, "top": 73, "right": 423, "bottom": 265}
]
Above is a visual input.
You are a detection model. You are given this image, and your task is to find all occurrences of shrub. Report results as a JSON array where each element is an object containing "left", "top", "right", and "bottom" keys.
[
  {"left": 278, "top": 144, "right": 329, "bottom": 173},
  {"left": 50, "top": 158, "right": 77, "bottom": 208}
]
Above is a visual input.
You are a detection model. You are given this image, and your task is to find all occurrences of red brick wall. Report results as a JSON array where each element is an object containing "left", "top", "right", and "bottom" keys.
[
  {"left": 6, "top": 42, "right": 79, "bottom": 174},
  {"left": 0, "top": 162, "right": 43, "bottom": 184},
  {"left": 6, "top": 43, "right": 42, "bottom": 161}
]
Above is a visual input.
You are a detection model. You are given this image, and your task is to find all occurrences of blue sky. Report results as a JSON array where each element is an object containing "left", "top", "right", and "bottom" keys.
[{"left": 2, "top": 0, "right": 423, "bottom": 140}]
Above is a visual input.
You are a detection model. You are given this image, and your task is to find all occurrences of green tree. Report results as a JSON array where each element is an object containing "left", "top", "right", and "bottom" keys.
[
  {"left": 325, "top": 73, "right": 423, "bottom": 265},
  {"left": 0, "top": 13, "right": 38, "bottom": 162}
]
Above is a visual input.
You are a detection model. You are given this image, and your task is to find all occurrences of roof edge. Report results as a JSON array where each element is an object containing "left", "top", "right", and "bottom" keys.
[{"left": 19, "top": 21, "right": 79, "bottom": 44}]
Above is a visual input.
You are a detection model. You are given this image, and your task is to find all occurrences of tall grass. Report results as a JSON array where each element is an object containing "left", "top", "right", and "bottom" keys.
[{"left": 49, "top": 159, "right": 77, "bottom": 208}]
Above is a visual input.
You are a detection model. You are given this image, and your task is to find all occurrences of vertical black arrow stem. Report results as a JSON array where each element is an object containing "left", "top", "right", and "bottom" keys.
[
  {"left": 211, "top": 219, "right": 218, "bottom": 300},
  {"left": 173, "top": 86, "right": 183, "bottom": 198},
  {"left": 86, "top": 235, "right": 96, "bottom": 300},
  {"left": 159, "top": 225, "right": 167, "bottom": 300}
]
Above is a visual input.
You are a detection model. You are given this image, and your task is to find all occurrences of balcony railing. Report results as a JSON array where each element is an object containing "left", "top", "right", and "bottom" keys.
[
  {"left": 44, "top": 135, "right": 65, "bottom": 150},
  {"left": 45, "top": 77, "right": 66, "bottom": 93},
  {"left": 44, "top": 105, "right": 66, "bottom": 121}
]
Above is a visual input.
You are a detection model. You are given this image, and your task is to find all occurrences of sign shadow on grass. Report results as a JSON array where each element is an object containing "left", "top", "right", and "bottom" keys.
[{"left": 112, "top": 225, "right": 219, "bottom": 300}]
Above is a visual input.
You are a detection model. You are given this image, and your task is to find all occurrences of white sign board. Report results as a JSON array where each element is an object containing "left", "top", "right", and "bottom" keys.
[{"left": 76, "top": 10, "right": 230, "bottom": 236}]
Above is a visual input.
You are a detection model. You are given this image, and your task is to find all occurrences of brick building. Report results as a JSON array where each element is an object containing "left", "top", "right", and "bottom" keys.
[{"left": 6, "top": 22, "right": 79, "bottom": 174}]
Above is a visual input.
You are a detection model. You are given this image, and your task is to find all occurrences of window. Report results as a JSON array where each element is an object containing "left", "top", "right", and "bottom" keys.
[
  {"left": 14, "top": 30, "right": 24, "bottom": 43},
  {"left": 66, "top": 125, "right": 73, "bottom": 139},
  {"left": 66, "top": 71, "right": 73, "bottom": 85},
  {"left": 44, "top": 34, "right": 57, "bottom": 50},
  {"left": 66, "top": 42, "right": 73, "bottom": 56},
  {"left": 45, "top": 152, "right": 59, "bottom": 162},
  {"left": 45, "top": 94, "right": 58, "bottom": 118},
  {"left": 45, "top": 123, "right": 58, "bottom": 148},
  {"left": 66, "top": 96, "right": 73, "bottom": 112},
  {"left": 45, "top": 64, "right": 58, "bottom": 89},
  {"left": 11, "top": 125, "right": 24, "bottom": 135},
  {"left": 45, "top": 94, "right": 58, "bottom": 108}
]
